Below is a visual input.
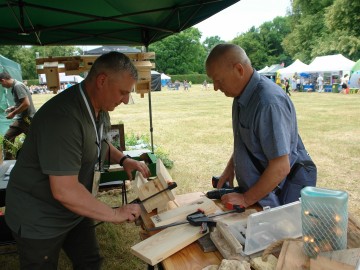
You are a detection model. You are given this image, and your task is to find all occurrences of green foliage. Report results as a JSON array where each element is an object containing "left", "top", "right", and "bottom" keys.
[
  {"left": 0, "top": 45, "right": 82, "bottom": 80},
  {"left": 284, "top": 0, "right": 359, "bottom": 62},
  {"left": 149, "top": 27, "right": 206, "bottom": 75},
  {"left": 233, "top": 16, "right": 292, "bottom": 69},
  {"left": 170, "top": 74, "right": 211, "bottom": 84},
  {"left": 1, "top": 134, "right": 25, "bottom": 158},
  {"left": 27, "top": 79, "right": 40, "bottom": 85},
  {"left": 203, "top": 35, "right": 225, "bottom": 53},
  {"left": 125, "top": 132, "right": 174, "bottom": 169}
]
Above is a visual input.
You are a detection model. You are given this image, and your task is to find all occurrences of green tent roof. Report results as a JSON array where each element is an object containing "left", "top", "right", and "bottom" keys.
[{"left": 0, "top": 0, "right": 239, "bottom": 46}]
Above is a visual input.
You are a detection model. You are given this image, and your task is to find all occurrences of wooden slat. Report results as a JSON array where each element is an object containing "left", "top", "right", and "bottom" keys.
[
  {"left": 131, "top": 224, "right": 209, "bottom": 266},
  {"left": 276, "top": 240, "right": 310, "bottom": 270},
  {"left": 150, "top": 197, "right": 217, "bottom": 227}
]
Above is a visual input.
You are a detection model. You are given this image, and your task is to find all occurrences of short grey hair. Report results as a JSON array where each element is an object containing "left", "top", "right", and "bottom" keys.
[
  {"left": 87, "top": 51, "right": 138, "bottom": 80},
  {"left": 0, "top": 71, "right": 12, "bottom": 80},
  {"left": 206, "top": 43, "right": 251, "bottom": 68}
]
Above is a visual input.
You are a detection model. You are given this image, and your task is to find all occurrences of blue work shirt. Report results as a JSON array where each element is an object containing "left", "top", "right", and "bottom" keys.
[{"left": 232, "top": 70, "right": 299, "bottom": 207}]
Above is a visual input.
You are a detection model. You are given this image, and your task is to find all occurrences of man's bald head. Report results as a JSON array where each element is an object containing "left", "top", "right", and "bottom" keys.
[{"left": 206, "top": 44, "right": 251, "bottom": 70}]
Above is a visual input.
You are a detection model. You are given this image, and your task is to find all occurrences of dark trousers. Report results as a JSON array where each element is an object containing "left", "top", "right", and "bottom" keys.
[
  {"left": 3, "top": 119, "right": 30, "bottom": 159},
  {"left": 12, "top": 218, "right": 103, "bottom": 270}
]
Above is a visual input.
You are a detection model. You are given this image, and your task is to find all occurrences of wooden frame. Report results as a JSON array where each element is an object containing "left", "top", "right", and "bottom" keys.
[{"left": 107, "top": 124, "right": 125, "bottom": 151}]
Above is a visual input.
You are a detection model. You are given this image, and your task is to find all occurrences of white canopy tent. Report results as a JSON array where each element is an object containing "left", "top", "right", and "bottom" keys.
[
  {"left": 258, "top": 66, "right": 269, "bottom": 73},
  {"left": 305, "top": 54, "right": 355, "bottom": 73},
  {"left": 278, "top": 59, "right": 309, "bottom": 78},
  {"left": 39, "top": 73, "right": 84, "bottom": 85}
]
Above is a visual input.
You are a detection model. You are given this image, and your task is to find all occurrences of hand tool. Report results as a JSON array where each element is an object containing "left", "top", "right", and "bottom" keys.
[
  {"left": 205, "top": 186, "right": 241, "bottom": 200},
  {"left": 148, "top": 204, "right": 245, "bottom": 232},
  {"left": 212, "top": 176, "right": 231, "bottom": 189}
]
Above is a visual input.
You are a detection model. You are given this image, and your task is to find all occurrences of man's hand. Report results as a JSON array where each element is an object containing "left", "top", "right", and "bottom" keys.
[
  {"left": 217, "top": 155, "right": 235, "bottom": 188},
  {"left": 113, "top": 204, "right": 141, "bottom": 224},
  {"left": 123, "top": 158, "right": 150, "bottom": 180},
  {"left": 6, "top": 111, "right": 16, "bottom": 119},
  {"left": 221, "top": 192, "right": 249, "bottom": 208}
]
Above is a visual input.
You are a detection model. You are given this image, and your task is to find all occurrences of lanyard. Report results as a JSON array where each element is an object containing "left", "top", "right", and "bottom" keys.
[{"left": 79, "top": 83, "right": 103, "bottom": 159}]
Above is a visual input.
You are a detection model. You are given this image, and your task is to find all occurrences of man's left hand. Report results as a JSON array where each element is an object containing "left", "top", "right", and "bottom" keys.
[{"left": 123, "top": 158, "right": 150, "bottom": 180}]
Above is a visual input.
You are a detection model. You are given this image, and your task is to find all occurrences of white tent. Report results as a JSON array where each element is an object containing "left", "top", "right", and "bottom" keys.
[
  {"left": 160, "top": 73, "right": 171, "bottom": 80},
  {"left": 305, "top": 54, "right": 355, "bottom": 73},
  {"left": 39, "top": 73, "right": 84, "bottom": 84},
  {"left": 278, "top": 59, "right": 309, "bottom": 78},
  {"left": 160, "top": 73, "right": 171, "bottom": 86},
  {"left": 258, "top": 66, "right": 269, "bottom": 73}
]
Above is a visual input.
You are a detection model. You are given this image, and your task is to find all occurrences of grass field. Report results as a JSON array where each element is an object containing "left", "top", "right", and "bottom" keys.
[{"left": 1, "top": 84, "right": 359, "bottom": 269}]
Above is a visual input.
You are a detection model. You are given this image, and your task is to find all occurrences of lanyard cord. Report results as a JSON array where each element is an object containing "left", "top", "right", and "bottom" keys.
[{"left": 79, "top": 83, "right": 103, "bottom": 159}]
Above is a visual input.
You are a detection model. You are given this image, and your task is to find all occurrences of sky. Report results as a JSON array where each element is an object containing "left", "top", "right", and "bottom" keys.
[
  {"left": 195, "top": 0, "right": 292, "bottom": 41},
  {"left": 81, "top": 0, "right": 291, "bottom": 51}
]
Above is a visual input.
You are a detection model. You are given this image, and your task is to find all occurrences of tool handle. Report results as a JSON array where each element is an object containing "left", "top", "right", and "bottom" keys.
[{"left": 225, "top": 203, "right": 245, "bottom": 212}]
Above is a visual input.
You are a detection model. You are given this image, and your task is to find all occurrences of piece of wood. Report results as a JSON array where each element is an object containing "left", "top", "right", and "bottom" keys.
[
  {"left": 250, "top": 255, "right": 278, "bottom": 270},
  {"left": 317, "top": 248, "right": 360, "bottom": 267},
  {"left": 162, "top": 241, "right": 222, "bottom": 270},
  {"left": 218, "top": 259, "right": 251, "bottom": 270},
  {"left": 210, "top": 229, "right": 247, "bottom": 261},
  {"left": 217, "top": 222, "right": 243, "bottom": 253},
  {"left": 310, "top": 255, "right": 355, "bottom": 270},
  {"left": 133, "top": 164, "right": 175, "bottom": 213},
  {"left": 197, "top": 234, "right": 217, "bottom": 253},
  {"left": 276, "top": 240, "right": 310, "bottom": 270},
  {"left": 131, "top": 224, "right": 208, "bottom": 266},
  {"left": 150, "top": 197, "right": 217, "bottom": 227}
]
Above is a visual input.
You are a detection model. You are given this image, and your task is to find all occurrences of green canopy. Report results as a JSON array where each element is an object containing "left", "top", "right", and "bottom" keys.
[
  {"left": 0, "top": 0, "right": 239, "bottom": 46},
  {"left": 351, "top": 59, "right": 360, "bottom": 73}
]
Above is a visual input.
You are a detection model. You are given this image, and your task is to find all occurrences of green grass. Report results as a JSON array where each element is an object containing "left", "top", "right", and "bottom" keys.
[{"left": 1, "top": 85, "right": 359, "bottom": 269}]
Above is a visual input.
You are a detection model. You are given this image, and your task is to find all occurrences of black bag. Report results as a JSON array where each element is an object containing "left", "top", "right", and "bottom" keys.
[{"left": 245, "top": 136, "right": 317, "bottom": 205}]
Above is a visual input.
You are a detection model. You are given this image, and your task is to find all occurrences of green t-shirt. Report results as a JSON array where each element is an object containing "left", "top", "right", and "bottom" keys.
[
  {"left": 12, "top": 80, "right": 36, "bottom": 120},
  {"left": 5, "top": 83, "right": 110, "bottom": 239}
]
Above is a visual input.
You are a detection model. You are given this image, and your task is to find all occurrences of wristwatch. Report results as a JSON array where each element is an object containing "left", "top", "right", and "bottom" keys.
[{"left": 119, "top": 154, "right": 131, "bottom": 166}]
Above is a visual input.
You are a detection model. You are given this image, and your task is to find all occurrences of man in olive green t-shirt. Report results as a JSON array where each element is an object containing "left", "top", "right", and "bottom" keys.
[
  {"left": 0, "top": 72, "right": 36, "bottom": 159},
  {"left": 5, "top": 52, "right": 150, "bottom": 269}
]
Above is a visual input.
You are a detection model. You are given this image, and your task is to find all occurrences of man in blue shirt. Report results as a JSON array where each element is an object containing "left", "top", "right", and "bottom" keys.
[{"left": 206, "top": 44, "right": 316, "bottom": 208}]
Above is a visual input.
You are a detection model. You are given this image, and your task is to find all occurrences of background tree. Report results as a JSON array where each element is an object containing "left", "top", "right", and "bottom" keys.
[
  {"left": 0, "top": 45, "right": 81, "bottom": 80},
  {"left": 312, "top": 0, "right": 360, "bottom": 60},
  {"left": 149, "top": 27, "right": 206, "bottom": 75},
  {"left": 203, "top": 35, "right": 224, "bottom": 53},
  {"left": 232, "top": 16, "right": 292, "bottom": 70}
]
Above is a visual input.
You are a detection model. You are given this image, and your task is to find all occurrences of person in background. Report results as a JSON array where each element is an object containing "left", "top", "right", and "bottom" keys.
[
  {"left": 316, "top": 74, "right": 324, "bottom": 93},
  {"left": 5, "top": 52, "right": 150, "bottom": 269},
  {"left": 340, "top": 74, "right": 349, "bottom": 94},
  {"left": 0, "top": 72, "right": 36, "bottom": 159},
  {"left": 205, "top": 44, "right": 316, "bottom": 208},
  {"left": 284, "top": 77, "right": 291, "bottom": 96}
]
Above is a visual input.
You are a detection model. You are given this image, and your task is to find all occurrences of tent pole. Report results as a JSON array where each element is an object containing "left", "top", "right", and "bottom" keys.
[{"left": 145, "top": 45, "right": 154, "bottom": 154}]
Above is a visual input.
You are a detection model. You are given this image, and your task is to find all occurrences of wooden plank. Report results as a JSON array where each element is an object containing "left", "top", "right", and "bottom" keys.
[
  {"left": 317, "top": 248, "right": 360, "bottom": 267},
  {"left": 217, "top": 222, "right": 243, "bottom": 253},
  {"left": 161, "top": 241, "right": 222, "bottom": 270},
  {"left": 310, "top": 255, "right": 355, "bottom": 270},
  {"left": 210, "top": 229, "right": 246, "bottom": 261},
  {"left": 150, "top": 197, "right": 217, "bottom": 227},
  {"left": 276, "top": 240, "right": 310, "bottom": 270},
  {"left": 131, "top": 224, "right": 208, "bottom": 265},
  {"left": 133, "top": 173, "right": 174, "bottom": 213}
]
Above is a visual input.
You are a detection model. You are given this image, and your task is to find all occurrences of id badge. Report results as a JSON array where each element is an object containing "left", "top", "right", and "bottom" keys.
[{"left": 92, "top": 170, "right": 101, "bottom": 196}]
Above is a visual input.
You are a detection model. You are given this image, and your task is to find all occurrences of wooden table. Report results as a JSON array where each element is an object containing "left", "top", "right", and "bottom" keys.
[{"left": 139, "top": 192, "right": 360, "bottom": 270}]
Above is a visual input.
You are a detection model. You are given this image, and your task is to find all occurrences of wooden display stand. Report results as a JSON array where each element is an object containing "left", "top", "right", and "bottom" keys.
[{"left": 35, "top": 52, "right": 155, "bottom": 95}]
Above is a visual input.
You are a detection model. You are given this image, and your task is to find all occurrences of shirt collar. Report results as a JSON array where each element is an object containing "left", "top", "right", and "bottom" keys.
[{"left": 236, "top": 69, "right": 260, "bottom": 107}]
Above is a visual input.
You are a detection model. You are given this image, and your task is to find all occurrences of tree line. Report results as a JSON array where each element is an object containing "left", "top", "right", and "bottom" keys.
[{"left": 0, "top": 0, "right": 358, "bottom": 80}]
